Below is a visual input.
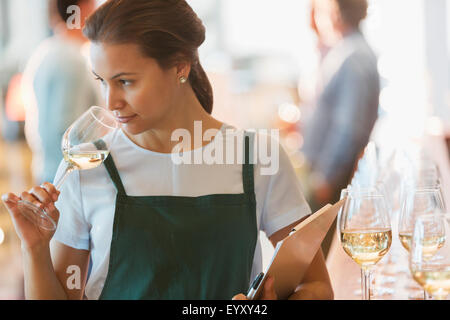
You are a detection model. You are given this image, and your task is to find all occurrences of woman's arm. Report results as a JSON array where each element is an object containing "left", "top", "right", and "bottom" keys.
[
  {"left": 21, "top": 242, "right": 67, "bottom": 299},
  {"left": 268, "top": 219, "right": 334, "bottom": 300},
  {"left": 22, "top": 241, "right": 90, "bottom": 300},
  {"left": 2, "top": 183, "right": 89, "bottom": 300},
  {"left": 50, "top": 241, "right": 90, "bottom": 300}
]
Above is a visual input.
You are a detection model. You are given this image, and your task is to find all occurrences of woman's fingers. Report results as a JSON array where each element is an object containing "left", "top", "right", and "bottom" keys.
[
  {"left": 232, "top": 276, "right": 277, "bottom": 301},
  {"left": 260, "top": 276, "right": 277, "bottom": 300},
  {"left": 28, "top": 185, "right": 53, "bottom": 207},
  {"left": 40, "top": 182, "right": 60, "bottom": 202},
  {"left": 1, "top": 193, "right": 20, "bottom": 213},
  {"left": 43, "top": 199, "right": 60, "bottom": 226},
  {"left": 37, "top": 183, "right": 60, "bottom": 225},
  {"left": 231, "top": 293, "right": 248, "bottom": 300},
  {"left": 2, "top": 190, "right": 58, "bottom": 246},
  {"left": 24, "top": 185, "right": 60, "bottom": 225},
  {"left": 20, "top": 191, "right": 44, "bottom": 209},
  {"left": 1, "top": 192, "right": 19, "bottom": 205}
]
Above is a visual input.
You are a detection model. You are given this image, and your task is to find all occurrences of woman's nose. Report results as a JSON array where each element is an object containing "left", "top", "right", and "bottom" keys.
[{"left": 105, "top": 87, "right": 124, "bottom": 112}]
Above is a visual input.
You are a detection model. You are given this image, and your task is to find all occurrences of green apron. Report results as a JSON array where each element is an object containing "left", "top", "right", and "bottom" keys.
[{"left": 94, "top": 133, "right": 258, "bottom": 299}]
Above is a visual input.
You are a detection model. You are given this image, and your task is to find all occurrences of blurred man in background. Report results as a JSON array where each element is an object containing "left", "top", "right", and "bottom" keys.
[
  {"left": 22, "top": 0, "right": 99, "bottom": 184},
  {"left": 300, "top": 0, "right": 380, "bottom": 257}
]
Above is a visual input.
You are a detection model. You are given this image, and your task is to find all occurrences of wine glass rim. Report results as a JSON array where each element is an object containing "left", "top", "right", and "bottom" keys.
[
  {"left": 407, "top": 187, "right": 442, "bottom": 194},
  {"left": 415, "top": 212, "right": 450, "bottom": 221},
  {"left": 344, "top": 187, "right": 385, "bottom": 197},
  {"left": 89, "top": 106, "right": 118, "bottom": 130}
]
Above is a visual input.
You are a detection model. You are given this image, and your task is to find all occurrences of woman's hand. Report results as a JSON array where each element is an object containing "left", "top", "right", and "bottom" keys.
[
  {"left": 1, "top": 182, "right": 60, "bottom": 251},
  {"left": 232, "top": 276, "right": 278, "bottom": 300}
]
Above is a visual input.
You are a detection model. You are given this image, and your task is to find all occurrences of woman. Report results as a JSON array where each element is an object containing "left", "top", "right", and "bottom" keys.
[{"left": 2, "top": 0, "right": 333, "bottom": 300}]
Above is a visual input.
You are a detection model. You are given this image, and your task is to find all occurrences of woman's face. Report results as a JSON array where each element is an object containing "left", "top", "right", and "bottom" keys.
[{"left": 90, "top": 42, "right": 182, "bottom": 134}]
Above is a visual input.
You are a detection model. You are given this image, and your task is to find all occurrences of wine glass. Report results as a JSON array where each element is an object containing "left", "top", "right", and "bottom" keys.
[
  {"left": 414, "top": 166, "right": 445, "bottom": 209},
  {"left": 16, "top": 106, "right": 118, "bottom": 231},
  {"left": 410, "top": 213, "right": 449, "bottom": 300},
  {"left": 398, "top": 187, "right": 446, "bottom": 299},
  {"left": 338, "top": 187, "right": 392, "bottom": 300},
  {"left": 341, "top": 187, "right": 394, "bottom": 299}
]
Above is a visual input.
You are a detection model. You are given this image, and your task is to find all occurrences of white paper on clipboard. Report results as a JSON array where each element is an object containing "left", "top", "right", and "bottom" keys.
[{"left": 247, "top": 198, "right": 345, "bottom": 300}]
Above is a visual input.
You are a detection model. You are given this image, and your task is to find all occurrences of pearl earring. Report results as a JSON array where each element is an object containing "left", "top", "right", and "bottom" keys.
[{"left": 179, "top": 76, "right": 187, "bottom": 84}]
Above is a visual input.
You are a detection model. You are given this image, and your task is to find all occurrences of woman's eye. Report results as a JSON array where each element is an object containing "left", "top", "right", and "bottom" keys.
[{"left": 119, "top": 79, "right": 133, "bottom": 86}]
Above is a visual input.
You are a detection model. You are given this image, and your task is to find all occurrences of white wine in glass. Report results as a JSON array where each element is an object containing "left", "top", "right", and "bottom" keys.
[
  {"left": 341, "top": 229, "right": 392, "bottom": 268},
  {"left": 63, "top": 150, "right": 110, "bottom": 171},
  {"left": 16, "top": 106, "right": 118, "bottom": 231},
  {"left": 399, "top": 187, "right": 445, "bottom": 251},
  {"left": 411, "top": 266, "right": 450, "bottom": 298},
  {"left": 399, "top": 233, "right": 445, "bottom": 258},
  {"left": 398, "top": 187, "right": 446, "bottom": 299},
  {"left": 410, "top": 214, "right": 450, "bottom": 300},
  {"left": 338, "top": 187, "right": 392, "bottom": 300}
]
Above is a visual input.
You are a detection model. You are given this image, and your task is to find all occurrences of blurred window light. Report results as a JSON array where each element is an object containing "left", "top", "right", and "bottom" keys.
[
  {"left": 426, "top": 116, "right": 444, "bottom": 136},
  {"left": 278, "top": 103, "right": 301, "bottom": 124},
  {"left": 290, "top": 151, "right": 306, "bottom": 169},
  {"left": 448, "top": 1, "right": 450, "bottom": 57},
  {"left": 5, "top": 73, "right": 25, "bottom": 122},
  {"left": 222, "top": 0, "right": 313, "bottom": 58},
  {"left": 284, "top": 131, "right": 304, "bottom": 152}
]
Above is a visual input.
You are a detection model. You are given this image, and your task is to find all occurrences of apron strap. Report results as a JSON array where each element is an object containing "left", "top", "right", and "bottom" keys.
[
  {"left": 93, "top": 139, "right": 127, "bottom": 196},
  {"left": 243, "top": 132, "right": 255, "bottom": 196}
]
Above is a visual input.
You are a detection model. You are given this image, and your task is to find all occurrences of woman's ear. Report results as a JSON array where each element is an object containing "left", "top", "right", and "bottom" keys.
[{"left": 176, "top": 61, "right": 192, "bottom": 80}]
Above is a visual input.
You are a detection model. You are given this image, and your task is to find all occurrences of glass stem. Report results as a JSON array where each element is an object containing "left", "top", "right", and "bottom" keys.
[
  {"left": 361, "top": 267, "right": 372, "bottom": 300},
  {"left": 54, "top": 164, "right": 75, "bottom": 190}
]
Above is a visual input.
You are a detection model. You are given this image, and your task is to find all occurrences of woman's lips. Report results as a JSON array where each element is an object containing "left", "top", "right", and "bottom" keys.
[{"left": 115, "top": 114, "right": 137, "bottom": 123}]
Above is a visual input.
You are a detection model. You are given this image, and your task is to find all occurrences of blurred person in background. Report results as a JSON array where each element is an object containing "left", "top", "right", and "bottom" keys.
[
  {"left": 300, "top": 0, "right": 380, "bottom": 257},
  {"left": 22, "top": 0, "right": 99, "bottom": 184}
]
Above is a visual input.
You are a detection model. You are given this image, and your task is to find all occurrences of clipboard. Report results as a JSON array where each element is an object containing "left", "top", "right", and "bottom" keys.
[{"left": 247, "top": 198, "right": 345, "bottom": 300}]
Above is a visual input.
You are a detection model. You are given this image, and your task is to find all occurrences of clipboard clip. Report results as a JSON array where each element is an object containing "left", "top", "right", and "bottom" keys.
[{"left": 246, "top": 272, "right": 264, "bottom": 299}]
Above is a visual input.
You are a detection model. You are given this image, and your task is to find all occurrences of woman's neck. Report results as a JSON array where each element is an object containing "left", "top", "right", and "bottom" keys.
[{"left": 124, "top": 85, "right": 223, "bottom": 154}]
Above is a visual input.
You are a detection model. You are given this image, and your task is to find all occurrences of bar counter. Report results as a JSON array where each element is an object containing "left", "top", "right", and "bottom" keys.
[{"left": 326, "top": 131, "right": 450, "bottom": 300}]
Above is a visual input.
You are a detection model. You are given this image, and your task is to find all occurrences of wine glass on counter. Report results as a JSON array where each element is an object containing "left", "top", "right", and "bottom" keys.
[
  {"left": 338, "top": 187, "right": 392, "bottom": 300},
  {"left": 340, "top": 186, "right": 394, "bottom": 299},
  {"left": 410, "top": 213, "right": 450, "bottom": 300},
  {"left": 398, "top": 187, "right": 446, "bottom": 299},
  {"left": 399, "top": 188, "right": 445, "bottom": 252},
  {"left": 16, "top": 106, "right": 119, "bottom": 231}
]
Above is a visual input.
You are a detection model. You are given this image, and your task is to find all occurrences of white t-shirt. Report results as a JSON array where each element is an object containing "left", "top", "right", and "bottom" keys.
[{"left": 52, "top": 124, "right": 311, "bottom": 299}]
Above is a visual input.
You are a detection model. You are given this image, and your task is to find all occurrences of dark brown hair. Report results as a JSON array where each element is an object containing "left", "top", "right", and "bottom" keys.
[
  {"left": 56, "top": 0, "right": 86, "bottom": 22},
  {"left": 83, "top": 0, "right": 213, "bottom": 114},
  {"left": 48, "top": 0, "right": 85, "bottom": 27},
  {"left": 334, "top": 0, "right": 368, "bottom": 28}
]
